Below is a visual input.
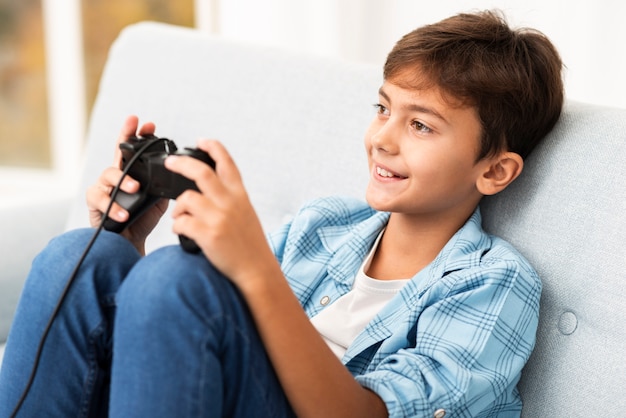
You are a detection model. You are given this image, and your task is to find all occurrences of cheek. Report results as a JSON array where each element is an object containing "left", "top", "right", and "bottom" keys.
[
  {"left": 408, "top": 152, "right": 465, "bottom": 189},
  {"left": 432, "top": 161, "right": 479, "bottom": 195}
]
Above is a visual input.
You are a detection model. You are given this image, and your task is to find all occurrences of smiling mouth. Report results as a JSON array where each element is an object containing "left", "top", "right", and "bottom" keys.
[{"left": 376, "top": 166, "right": 406, "bottom": 179}]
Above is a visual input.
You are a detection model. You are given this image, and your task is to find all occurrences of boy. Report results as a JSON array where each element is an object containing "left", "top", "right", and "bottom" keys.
[{"left": 0, "top": 10, "right": 563, "bottom": 417}]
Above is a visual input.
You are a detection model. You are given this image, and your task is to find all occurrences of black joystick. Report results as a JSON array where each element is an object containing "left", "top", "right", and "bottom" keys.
[{"left": 103, "top": 135, "right": 215, "bottom": 253}]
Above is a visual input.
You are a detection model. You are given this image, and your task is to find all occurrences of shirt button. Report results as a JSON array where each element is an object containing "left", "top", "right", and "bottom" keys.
[
  {"left": 320, "top": 295, "right": 331, "bottom": 306},
  {"left": 433, "top": 409, "right": 446, "bottom": 418}
]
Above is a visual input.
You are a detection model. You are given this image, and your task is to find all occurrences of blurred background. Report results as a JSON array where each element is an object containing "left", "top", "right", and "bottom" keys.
[{"left": 0, "top": 0, "right": 624, "bottom": 198}]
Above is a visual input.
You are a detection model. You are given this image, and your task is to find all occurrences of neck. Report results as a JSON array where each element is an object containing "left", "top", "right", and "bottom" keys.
[{"left": 367, "top": 206, "right": 476, "bottom": 280}]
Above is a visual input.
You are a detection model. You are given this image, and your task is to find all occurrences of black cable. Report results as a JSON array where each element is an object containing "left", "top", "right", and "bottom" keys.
[{"left": 8, "top": 138, "right": 160, "bottom": 417}]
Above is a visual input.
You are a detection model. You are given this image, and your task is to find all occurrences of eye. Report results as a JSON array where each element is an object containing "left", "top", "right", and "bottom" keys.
[
  {"left": 411, "top": 120, "right": 432, "bottom": 134},
  {"left": 373, "top": 103, "right": 389, "bottom": 116}
]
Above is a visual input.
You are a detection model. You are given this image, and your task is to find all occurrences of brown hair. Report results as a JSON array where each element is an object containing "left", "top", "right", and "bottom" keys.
[{"left": 384, "top": 10, "right": 564, "bottom": 160}]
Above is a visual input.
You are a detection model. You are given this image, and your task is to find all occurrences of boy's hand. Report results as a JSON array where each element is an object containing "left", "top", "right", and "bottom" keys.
[
  {"left": 165, "top": 139, "right": 278, "bottom": 288},
  {"left": 86, "top": 115, "right": 168, "bottom": 254}
]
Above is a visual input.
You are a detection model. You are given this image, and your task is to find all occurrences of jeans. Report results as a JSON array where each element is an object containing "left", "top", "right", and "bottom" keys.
[{"left": 0, "top": 229, "right": 295, "bottom": 417}]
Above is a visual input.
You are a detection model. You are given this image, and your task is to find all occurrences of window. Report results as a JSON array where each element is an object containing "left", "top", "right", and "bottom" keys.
[
  {"left": 0, "top": 0, "right": 194, "bottom": 172},
  {"left": 82, "top": 0, "right": 194, "bottom": 117},
  {"left": 0, "top": 0, "right": 49, "bottom": 168}
]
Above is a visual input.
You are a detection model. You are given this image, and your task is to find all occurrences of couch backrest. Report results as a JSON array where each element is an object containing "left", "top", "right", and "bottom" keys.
[
  {"left": 69, "top": 22, "right": 626, "bottom": 416},
  {"left": 67, "top": 22, "right": 381, "bottom": 243},
  {"left": 480, "top": 101, "right": 626, "bottom": 416}
]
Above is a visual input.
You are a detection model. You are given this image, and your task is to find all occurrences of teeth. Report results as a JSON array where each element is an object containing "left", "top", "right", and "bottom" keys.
[{"left": 376, "top": 167, "right": 395, "bottom": 178}]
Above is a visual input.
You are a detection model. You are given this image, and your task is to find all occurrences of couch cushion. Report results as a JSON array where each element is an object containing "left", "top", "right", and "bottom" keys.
[{"left": 481, "top": 101, "right": 626, "bottom": 416}]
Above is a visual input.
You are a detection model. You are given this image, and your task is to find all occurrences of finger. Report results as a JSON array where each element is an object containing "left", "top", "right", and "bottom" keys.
[
  {"left": 195, "top": 139, "right": 243, "bottom": 186},
  {"left": 164, "top": 154, "right": 223, "bottom": 197},
  {"left": 164, "top": 140, "right": 243, "bottom": 196},
  {"left": 113, "top": 116, "right": 139, "bottom": 167},
  {"left": 171, "top": 212, "right": 203, "bottom": 245},
  {"left": 113, "top": 116, "right": 156, "bottom": 167},
  {"left": 86, "top": 183, "right": 130, "bottom": 223},
  {"left": 100, "top": 166, "right": 140, "bottom": 194},
  {"left": 170, "top": 193, "right": 211, "bottom": 249},
  {"left": 170, "top": 189, "right": 211, "bottom": 219},
  {"left": 87, "top": 167, "right": 139, "bottom": 220},
  {"left": 170, "top": 199, "right": 220, "bottom": 254},
  {"left": 137, "top": 121, "right": 156, "bottom": 138}
]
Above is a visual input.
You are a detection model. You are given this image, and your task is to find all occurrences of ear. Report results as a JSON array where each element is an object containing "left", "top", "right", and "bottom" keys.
[{"left": 476, "top": 152, "right": 524, "bottom": 196}]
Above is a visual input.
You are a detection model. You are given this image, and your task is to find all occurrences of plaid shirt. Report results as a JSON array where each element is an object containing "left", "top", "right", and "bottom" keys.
[{"left": 268, "top": 196, "right": 541, "bottom": 417}]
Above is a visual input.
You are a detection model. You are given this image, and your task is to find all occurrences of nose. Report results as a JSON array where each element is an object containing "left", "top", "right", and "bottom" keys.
[{"left": 369, "top": 120, "right": 399, "bottom": 154}]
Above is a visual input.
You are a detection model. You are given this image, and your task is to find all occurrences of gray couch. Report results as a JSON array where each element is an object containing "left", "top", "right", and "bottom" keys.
[{"left": 2, "top": 22, "right": 625, "bottom": 416}]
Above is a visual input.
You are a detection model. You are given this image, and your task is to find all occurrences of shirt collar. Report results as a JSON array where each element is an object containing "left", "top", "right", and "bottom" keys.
[
  {"left": 317, "top": 207, "right": 489, "bottom": 288},
  {"left": 423, "top": 207, "right": 490, "bottom": 285},
  {"left": 317, "top": 211, "right": 389, "bottom": 286}
]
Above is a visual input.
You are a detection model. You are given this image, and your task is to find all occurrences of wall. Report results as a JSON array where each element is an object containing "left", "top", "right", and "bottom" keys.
[{"left": 216, "top": 0, "right": 626, "bottom": 109}]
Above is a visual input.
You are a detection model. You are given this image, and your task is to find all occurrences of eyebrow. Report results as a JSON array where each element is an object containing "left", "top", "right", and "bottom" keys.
[{"left": 378, "top": 87, "right": 449, "bottom": 125}]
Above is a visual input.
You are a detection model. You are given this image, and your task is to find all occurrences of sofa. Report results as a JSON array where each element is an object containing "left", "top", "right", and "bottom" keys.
[{"left": 1, "top": 21, "right": 625, "bottom": 416}]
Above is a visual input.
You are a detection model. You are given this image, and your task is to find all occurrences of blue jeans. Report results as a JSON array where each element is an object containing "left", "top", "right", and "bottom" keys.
[{"left": 0, "top": 229, "right": 295, "bottom": 417}]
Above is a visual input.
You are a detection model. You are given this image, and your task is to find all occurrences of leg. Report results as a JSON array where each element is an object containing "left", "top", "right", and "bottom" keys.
[
  {"left": 0, "top": 229, "right": 141, "bottom": 417},
  {"left": 109, "top": 245, "right": 295, "bottom": 417}
]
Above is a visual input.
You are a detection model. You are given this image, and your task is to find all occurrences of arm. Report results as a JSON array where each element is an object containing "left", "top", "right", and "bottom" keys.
[
  {"left": 165, "top": 140, "right": 388, "bottom": 418},
  {"left": 241, "top": 262, "right": 388, "bottom": 418}
]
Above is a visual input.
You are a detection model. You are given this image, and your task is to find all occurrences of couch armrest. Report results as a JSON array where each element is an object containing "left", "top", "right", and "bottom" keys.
[{"left": 0, "top": 194, "right": 71, "bottom": 344}]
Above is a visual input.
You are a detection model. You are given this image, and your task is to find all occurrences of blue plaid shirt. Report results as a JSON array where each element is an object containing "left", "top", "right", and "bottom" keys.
[{"left": 268, "top": 196, "right": 541, "bottom": 417}]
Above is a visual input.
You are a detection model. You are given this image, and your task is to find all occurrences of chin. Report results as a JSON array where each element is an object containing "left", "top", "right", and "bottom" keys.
[{"left": 365, "top": 193, "right": 393, "bottom": 212}]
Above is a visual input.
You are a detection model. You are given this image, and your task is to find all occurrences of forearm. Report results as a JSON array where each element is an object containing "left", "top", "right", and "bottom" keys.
[{"left": 238, "top": 262, "right": 388, "bottom": 418}]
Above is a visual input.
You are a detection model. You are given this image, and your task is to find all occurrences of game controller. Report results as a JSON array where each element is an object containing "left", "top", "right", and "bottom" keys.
[{"left": 103, "top": 135, "right": 215, "bottom": 252}]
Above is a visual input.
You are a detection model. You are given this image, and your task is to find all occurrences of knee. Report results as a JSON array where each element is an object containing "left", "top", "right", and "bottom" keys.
[
  {"left": 26, "top": 228, "right": 140, "bottom": 300},
  {"left": 10, "top": 229, "right": 140, "bottom": 346},
  {"left": 116, "top": 246, "right": 208, "bottom": 310},
  {"left": 34, "top": 228, "right": 139, "bottom": 273},
  {"left": 32, "top": 228, "right": 95, "bottom": 270},
  {"left": 116, "top": 246, "right": 236, "bottom": 322}
]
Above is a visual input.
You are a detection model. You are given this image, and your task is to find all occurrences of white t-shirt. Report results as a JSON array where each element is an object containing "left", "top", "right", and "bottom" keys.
[{"left": 310, "top": 230, "right": 409, "bottom": 359}]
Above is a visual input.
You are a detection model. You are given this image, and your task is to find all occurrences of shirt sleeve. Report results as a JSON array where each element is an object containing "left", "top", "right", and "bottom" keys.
[
  {"left": 355, "top": 257, "right": 541, "bottom": 417},
  {"left": 267, "top": 221, "right": 291, "bottom": 262}
]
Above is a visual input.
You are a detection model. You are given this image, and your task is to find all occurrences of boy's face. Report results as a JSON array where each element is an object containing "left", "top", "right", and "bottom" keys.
[{"left": 364, "top": 75, "right": 488, "bottom": 218}]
